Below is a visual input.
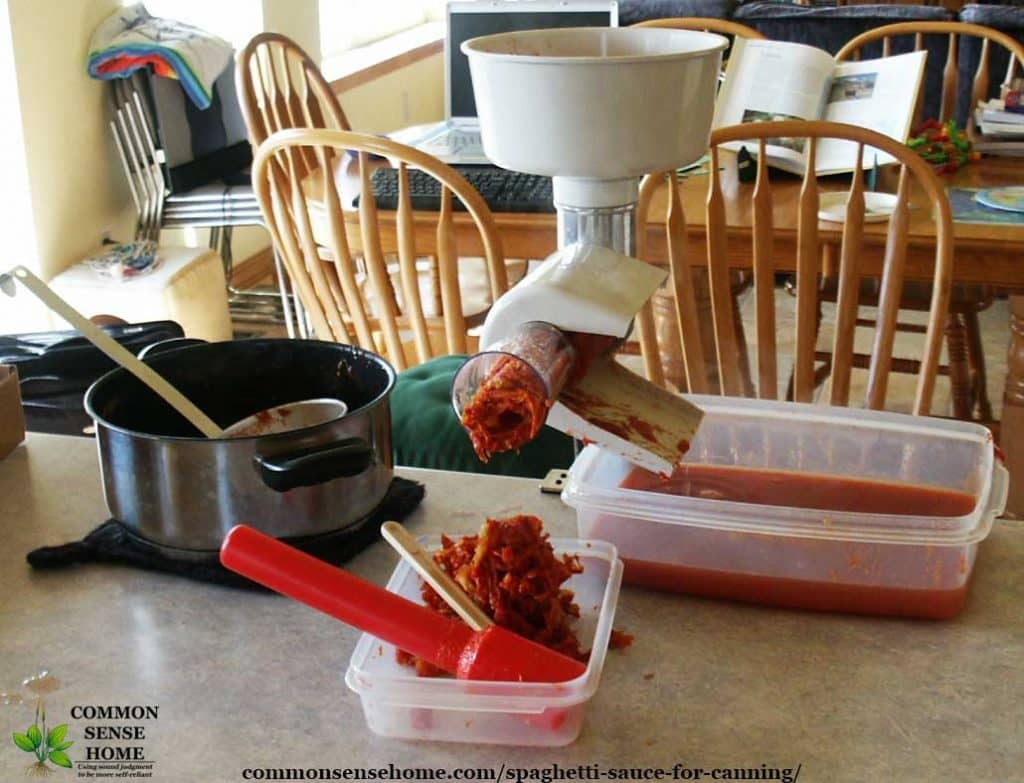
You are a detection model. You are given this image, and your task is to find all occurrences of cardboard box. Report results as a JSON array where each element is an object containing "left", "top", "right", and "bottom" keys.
[{"left": 0, "top": 365, "right": 26, "bottom": 460}]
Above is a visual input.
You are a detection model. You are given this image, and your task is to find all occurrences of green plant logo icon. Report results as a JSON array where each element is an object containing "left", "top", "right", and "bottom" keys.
[{"left": 11, "top": 701, "right": 72, "bottom": 776}]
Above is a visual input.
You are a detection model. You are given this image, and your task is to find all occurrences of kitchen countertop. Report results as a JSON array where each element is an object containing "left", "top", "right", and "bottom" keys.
[{"left": 1, "top": 433, "right": 1021, "bottom": 782}]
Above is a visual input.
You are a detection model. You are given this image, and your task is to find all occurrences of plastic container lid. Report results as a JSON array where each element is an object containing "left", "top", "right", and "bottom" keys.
[{"left": 563, "top": 396, "right": 1008, "bottom": 547}]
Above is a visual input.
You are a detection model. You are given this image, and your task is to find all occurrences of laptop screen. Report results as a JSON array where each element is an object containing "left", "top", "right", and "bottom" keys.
[{"left": 447, "top": 2, "right": 617, "bottom": 120}]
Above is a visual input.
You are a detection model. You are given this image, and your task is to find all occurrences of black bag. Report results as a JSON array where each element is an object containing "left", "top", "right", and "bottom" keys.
[
  {"left": 0, "top": 321, "right": 187, "bottom": 435},
  {"left": 142, "top": 65, "right": 252, "bottom": 194}
]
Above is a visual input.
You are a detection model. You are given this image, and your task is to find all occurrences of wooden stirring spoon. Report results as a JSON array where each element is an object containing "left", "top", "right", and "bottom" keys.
[
  {"left": 380, "top": 521, "right": 493, "bottom": 631},
  {"left": 1, "top": 265, "right": 223, "bottom": 437},
  {"left": 2, "top": 266, "right": 347, "bottom": 440}
]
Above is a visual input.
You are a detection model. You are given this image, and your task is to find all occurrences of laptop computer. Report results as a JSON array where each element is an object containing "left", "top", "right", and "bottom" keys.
[{"left": 399, "top": 0, "right": 618, "bottom": 165}]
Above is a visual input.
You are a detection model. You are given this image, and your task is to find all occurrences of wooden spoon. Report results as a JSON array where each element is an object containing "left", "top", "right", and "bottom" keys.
[
  {"left": 2, "top": 265, "right": 224, "bottom": 437},
  {"left": 380, "top": 521, "right": 493, "bottom": 631},
  {"left": 2, "top": 266, "right": 349, "bottom": 440}
]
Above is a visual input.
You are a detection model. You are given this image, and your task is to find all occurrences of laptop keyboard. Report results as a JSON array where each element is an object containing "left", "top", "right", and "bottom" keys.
[
  {"left": 363, "top": 166, "right": 555, "bottom": 214},
  {"left": 420, "top": 129, "right": 482, "bottom": 156}
]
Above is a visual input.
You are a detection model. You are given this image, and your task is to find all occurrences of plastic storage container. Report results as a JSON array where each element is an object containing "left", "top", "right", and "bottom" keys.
[
  {"left": 562, "top": 396, "right": 1008, "bottom": 620},
  {"left": 345, "top": 537, "right": 623, "bottom": 746}
]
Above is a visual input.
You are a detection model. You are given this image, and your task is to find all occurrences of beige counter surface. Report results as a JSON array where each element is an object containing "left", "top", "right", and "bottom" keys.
[{"left": 1, "top": 433, "right": 1021, "bottom": 782}]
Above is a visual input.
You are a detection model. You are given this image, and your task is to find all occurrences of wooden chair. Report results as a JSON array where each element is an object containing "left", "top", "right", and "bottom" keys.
[
  {"left": 631, "top": 18, "right": 765, "bottom": 394},
  {"left": 230, "top": 34, "right": 352, "bottom": 337},
  {"left": 830, "top": 21, "right": 1024, "bottom": 420},
  {"left": 237, "top": 33, "right": 522, "bottom": 349},
  {"left": 836, "top": 21, "right": 1024, "bottom": 142},
  {"left": 252, "top": 128, "right": 509, "bottom": 371},
  {"left": 236, "top": 33, "right": 351, "bottom": 149},
  {"left": 635, "top": 120, "right": 953, "bottom": 415},
  {"left": 631, "top": 17, "right": 765, "bottom": 41}
]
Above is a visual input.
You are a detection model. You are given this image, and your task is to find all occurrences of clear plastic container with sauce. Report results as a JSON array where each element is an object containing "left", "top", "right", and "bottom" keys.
[
  {"left": 562, "top": 396, "right": 1008, "bottom": 620},
  {"left": 345, "top": 537, "right": 623, "bottom": 746}
]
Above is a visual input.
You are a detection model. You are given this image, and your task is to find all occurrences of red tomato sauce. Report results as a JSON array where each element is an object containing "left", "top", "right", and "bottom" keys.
[
  {"left": 620, "top": 557, "right": 970, "bottom": 619},
  {"left": 612, "top": 464, "right": 978, "bottom": 619},
  {"left": 621, "top": 464, "right": 977, "bottom": 517}
]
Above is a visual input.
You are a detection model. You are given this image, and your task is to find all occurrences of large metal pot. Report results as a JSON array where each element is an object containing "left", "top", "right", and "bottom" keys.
[{"left": 84, "top": 339, "right": 395, "bottom": 551}]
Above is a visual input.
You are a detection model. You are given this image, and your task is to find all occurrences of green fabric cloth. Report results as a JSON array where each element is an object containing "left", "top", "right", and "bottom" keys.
[{"left": 391, "top": 355, "right": 576, "bottom": 478}]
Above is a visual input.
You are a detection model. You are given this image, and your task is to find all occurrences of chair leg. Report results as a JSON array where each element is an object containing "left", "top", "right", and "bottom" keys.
[
  {"left": 812, "top": 300, "right": 826, "bottom": 394},
  {"left": 731, "top": 289, "right": 756, "bottom": 397},
  {"left": 652, "top": 286, "right": 688, "bottom": 392},
  {"left": 217, "top": 224, "right": 236, "bottom": 298},
  {"left": 273, "top": 247, "right": 297, "bottom": 340},
  {"left": 963, "top": 309, "right": 993, "bottom": 421},
  {"left": 946, "top": 313, "right": 973, "bottom": 420},
  {"left": 220, "top": 225, "right": 233, "bottom": 267},
  {"left": 786, "top": 299, "right": 825, "bottom": 401},
  {"left": 208, "top": 226, "right": 229, "bottom": 282},
  {"left": 694, "top": 271, "right": 718, "bottom": 394},
  {"left": 812, "top": 359, "right": 833, "bottom": 390}
]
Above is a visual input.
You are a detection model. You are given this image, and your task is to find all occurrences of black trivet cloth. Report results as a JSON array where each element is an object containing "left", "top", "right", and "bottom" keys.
[{"left": 26, "top": 477, "right": 425, "bottom": 589}]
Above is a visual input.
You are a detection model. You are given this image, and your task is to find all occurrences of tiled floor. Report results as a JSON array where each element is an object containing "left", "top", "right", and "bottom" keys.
[
  {"left": 735, "top": 287, "right": 1010, "bottom": 419},
  {"left": 615, "top": 286, "right": 1010, "bottom": 419}
]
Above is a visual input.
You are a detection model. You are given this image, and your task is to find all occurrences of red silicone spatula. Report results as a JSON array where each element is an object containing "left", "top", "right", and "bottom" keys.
[{"left": 220, "top": 525, "right": 586, "bottom": 683}]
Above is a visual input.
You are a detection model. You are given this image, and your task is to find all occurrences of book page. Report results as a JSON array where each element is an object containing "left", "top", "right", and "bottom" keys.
[
  {"left": 714, "top": 38, "right": 836, "bottom": 164},
  {"left": 714, "top": 38, "right": 836, "bottom": 125},
  {"left": 816, "top": 50, "right": 927, "bottom": 174}
]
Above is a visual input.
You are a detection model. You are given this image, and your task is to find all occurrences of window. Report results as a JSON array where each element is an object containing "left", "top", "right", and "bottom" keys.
[
  {"left": 319, "top": 0, "right": 444, "bottom": 59},
  {"left": 141, "top": 0, "right": 264, "bottom": 50}
]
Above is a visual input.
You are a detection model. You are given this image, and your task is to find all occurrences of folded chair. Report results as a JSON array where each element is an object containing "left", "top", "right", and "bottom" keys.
[{"left": 108, "top": 67, "right": 300, "bottom": 335}]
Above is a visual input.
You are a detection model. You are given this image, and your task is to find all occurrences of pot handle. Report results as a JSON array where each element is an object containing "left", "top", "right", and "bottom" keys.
[{"left": 254, "top": 438, "right": 375, "bottom": 492}]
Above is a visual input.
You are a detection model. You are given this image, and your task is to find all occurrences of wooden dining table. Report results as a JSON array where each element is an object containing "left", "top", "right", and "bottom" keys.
[{"left": 330, "top": 152, "right": 1024, "bottom": 514}]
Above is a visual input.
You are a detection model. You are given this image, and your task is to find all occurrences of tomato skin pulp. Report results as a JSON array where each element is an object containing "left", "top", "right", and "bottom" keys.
[{"left": 609, "top": 465, "right": 979, "bottom": 619}]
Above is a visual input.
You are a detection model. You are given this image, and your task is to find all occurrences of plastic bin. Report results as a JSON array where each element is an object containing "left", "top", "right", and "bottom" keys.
[
  {"left": 562, "top": 397, "right": 1008, "bottom": 620},
  {"left": 345, "top": 537, "right": 623, "bottom": 746}
]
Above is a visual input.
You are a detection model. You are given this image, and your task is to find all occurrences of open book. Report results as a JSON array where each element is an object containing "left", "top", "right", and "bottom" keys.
[{"left": 713, "top": 38, "right": 927, "bottom": 176}]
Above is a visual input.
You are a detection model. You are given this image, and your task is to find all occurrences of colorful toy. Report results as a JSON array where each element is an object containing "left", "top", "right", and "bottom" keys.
[{"left": 907, "top": 119, "right": 980, "bottom": 174}]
